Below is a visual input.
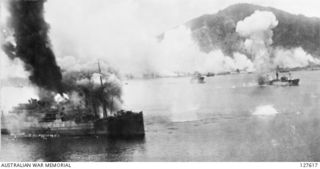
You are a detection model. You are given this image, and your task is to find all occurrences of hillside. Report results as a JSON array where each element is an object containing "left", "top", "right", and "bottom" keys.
[{"left": 185, "top": 3, "right": 320, "bottom": 57}]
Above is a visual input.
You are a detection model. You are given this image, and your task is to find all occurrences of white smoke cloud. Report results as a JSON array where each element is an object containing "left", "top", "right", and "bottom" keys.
[
  {"left": 274, "top": 47, "right": 320, "bottom": 68},
  {"left": 76, "top": 72, "right": 122, "bottom": 89},
  {"left": 45, "top": 0, "right": 153, "bottom": 76},
  {"left": 2, "top": 110, "right": 39, "bottom": 134},
  {"left": 236, "top": 10, "right": 278, "bottom": 39},
  {"left": 0, "top": 86, "right": 39, "bottom": 114},
  {"left": 0, "top": 1, "right": 39, "bottom": 114},
  {"left": 236, "top": 10, "right": 319, "bottom": 72},
  {"left": 236, "top": 10, "right": 278, "bottom": 73},
  {"left": 233, "top": 52, "right": 255, "bottom": 72},
  {"left": 1, "top": 1, "right": 28, "bottom": 80},
  {"left": 44, "top": 1, "right": 255, "bottom": 77},
  {"left": 153, "top": 26, "right": 255, "bottom": 75},
  {"left": 195, "top": 50, "right": 254, "bottom": 73},
  {"left": 68, "top": 91, "right": 84, "bottom": 107},
  {"left": 0, "top": 0, "right": 10, "bottom": 26},
  {"left": 152, "top": 26, "right": 198, "bottom": 75},
  {"left": 0, "top": 54, "right": 29, "bottom": 80}
]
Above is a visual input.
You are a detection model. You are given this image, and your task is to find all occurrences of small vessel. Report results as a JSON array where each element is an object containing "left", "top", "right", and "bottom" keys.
[
  {"left": 191, "top": 72, "right": 205, "bottom": 83},
  {"left": 1, "top": 111, "right": 10, "bottom": 135}
]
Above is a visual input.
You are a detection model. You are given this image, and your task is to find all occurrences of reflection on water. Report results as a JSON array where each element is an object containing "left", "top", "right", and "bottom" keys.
[
  {"left": 0, "top": 137, "right": 145, "bottom": 162},
  {"left": 1, "top": 70, "right": 320, "bottom": 161}
]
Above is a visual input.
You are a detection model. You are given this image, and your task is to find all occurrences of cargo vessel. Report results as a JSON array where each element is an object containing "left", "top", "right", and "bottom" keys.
[{"left": 258, "top": 71, "right": 299, "bottom": 86}]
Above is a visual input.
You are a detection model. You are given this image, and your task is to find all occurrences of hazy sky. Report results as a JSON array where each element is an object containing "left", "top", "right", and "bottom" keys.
[
  {"left": 42, "top": 0, "right": 320, "bottom": 74},
  {"left": 45, "top": 0, "right": 320, "bottom": 36},
  {"left": 2, "top": 0, "right": 320, "bottom": 75}
]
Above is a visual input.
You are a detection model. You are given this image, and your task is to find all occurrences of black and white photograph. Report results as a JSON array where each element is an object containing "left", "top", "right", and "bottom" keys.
[{"left": 0, "top": 0, "right": 320, "bottom": 164}]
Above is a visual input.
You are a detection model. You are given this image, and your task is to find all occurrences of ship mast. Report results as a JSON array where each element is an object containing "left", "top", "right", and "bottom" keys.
[
  {"left": 98, "top": 60, "right": 108, "bottom": 118},
  {"left": 98, "top": 61, "right": 103, "bottom": 87},
  {"left": 0, "top": 111, "right": 2, "bottom": 148}
]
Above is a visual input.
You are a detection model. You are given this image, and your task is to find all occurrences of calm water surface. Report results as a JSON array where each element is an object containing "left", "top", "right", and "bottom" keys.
[{"left": 1, "top": 70, "right": 320, "bottom": 161}]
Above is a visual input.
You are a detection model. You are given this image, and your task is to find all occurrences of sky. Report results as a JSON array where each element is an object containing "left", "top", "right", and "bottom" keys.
[
  {"left": 42, "top": 0, "right": 320, "bottom": 74},
  {"left": 45, "top": 0, "right": 320, "bottom": 36},
  {"left": 1, "top": 0, "right": 320, "bottom": 75},
  {"left": 0, "top": 0, "right": 319, "bottom": 109}
]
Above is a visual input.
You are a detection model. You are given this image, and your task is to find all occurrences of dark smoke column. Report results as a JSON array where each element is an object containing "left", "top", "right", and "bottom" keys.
[{"left": 3, "top": 0, "right": 63, "bottom": 93}]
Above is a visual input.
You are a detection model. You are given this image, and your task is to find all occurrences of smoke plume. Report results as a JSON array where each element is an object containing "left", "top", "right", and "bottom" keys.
[
  {"left": 274, "top": 47, "right": 320, "bottom": 68},
  {"left": 236, "top": 10, "right": 320, "bottom": 73},
  {"left": 145, "top": 26, "right": 254, "bottom": 76},
  {"left": 236, "top": 10, "right": 278, "bottom": 73},
  {"left": 44, "top": 1, "right": 254, "bottom": 77},
  {"left": 2, "top": 0, "right": 63, "bottom": 93},
  {"left": 62, "top": 68, "right": 123, "bottom": 114}
]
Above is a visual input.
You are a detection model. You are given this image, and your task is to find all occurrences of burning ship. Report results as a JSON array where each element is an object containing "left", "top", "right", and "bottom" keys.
[
  {"left": 1, "top": 101, "right": 145, "bottom": 138},
  {"left": 0, "top": 1, "right": 144, "bottom": 138},
  {"left": 1, "top": 63, "right": 145, "bottom": 138}
]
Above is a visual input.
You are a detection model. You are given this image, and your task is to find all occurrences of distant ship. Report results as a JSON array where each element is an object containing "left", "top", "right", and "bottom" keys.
[
  {"left": 1, "top": 111, "right": 10, "bottom": 135},
  {"left": 1, "top": 63, "right": 145, "bottom": 138},
  {"left": 206, "top": 73, "right": 215, "bottom": 77},
  {"left": 258, "top": 71, "right": 300, "bottom": 86},
  {"left": 191, "top": 72, "right": 205, "bottom": 83}
]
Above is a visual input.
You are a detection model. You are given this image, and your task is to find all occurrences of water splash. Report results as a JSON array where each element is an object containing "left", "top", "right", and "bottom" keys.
[{"left": 252, "top": 105, "right": 279, "bottom": 116}]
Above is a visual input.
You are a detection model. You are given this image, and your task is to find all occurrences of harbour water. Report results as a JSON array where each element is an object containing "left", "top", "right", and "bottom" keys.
[{"left": 1, "top": 70, "right": 320, "bottom": 161}]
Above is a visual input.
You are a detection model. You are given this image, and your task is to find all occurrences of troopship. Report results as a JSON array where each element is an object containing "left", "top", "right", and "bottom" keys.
[{"left": 1, "top": 63, "right": 145, "bottom": 138}]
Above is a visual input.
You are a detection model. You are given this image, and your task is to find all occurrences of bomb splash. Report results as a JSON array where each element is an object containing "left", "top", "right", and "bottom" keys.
[{"left": 236, "top": 10, "right": 278, "bottom": 73}]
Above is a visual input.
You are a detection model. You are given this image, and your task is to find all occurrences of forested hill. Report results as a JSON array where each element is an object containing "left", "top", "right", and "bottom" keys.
[{"left": 185, "top": 3, "right": 320, "bottom": 57}]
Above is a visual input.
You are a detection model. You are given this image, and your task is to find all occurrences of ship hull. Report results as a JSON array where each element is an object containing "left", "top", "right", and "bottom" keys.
[
  {"left": 259, "top": 78, "right": 300, "bottom": 86},
  {"left": 268, "top": 79, "right": 300, "bottom": 86},
  {"left": 1, "top": 128, "right": 10, "bottom": 135},
  {"left": 1, "top": 112, "right": 145, "bottom": 138}
]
